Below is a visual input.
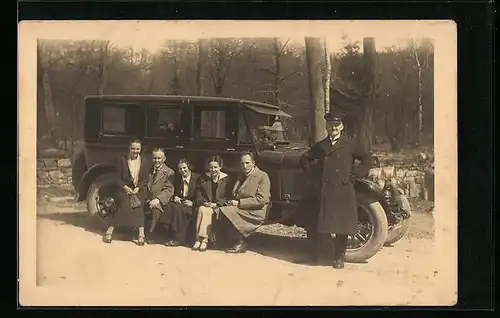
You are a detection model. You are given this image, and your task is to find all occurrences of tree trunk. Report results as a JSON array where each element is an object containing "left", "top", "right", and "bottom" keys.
[
  {"left": 305, "top": 37, "right": 327, "bottom": 145},
  {"left": 97, "top": 41, "right": 110, "bottom": 95},
  {"left": 412, "top": 41, "right": 424, "bottom": 146},
  {"left": 197, "top": 39, "right": 209, "bottom": 96},
  {"left": 359, "top": 37, "right": 377, "bottom": 151},
  {"left": 37, "top": 41, "right": 58, "bottom": 140},
  {"left": 36, "top": 43, "right": 48, "bottom": 137},
  {"left": 324, "top": 39, "right": 331, "bottom": 114},
  {"left": 273, "top": 38, "right": 281, "bottom": 106}
]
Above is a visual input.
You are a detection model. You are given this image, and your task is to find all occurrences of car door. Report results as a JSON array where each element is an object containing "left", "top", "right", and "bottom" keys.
[
  {"left": 142, "top": 102, "right": 189, "bottom": 169},
  {"left": 182, "top": 102, "right": 245, "bottom": 177}
]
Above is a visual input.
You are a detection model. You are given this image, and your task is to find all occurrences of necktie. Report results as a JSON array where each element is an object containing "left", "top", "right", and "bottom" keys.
[{"left": 183, "top": 180, "right": 188, "bottom": 197}]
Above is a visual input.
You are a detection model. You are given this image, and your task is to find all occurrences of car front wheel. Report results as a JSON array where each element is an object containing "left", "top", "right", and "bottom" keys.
[
  {"left": 344, "top": 192, "right": 389, "bottom": 263},
  {"left": 86, "top": 172, "right": 121, "bottom": 227}
]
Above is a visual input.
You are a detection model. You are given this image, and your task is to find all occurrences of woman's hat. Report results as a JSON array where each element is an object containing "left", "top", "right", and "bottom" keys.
[{"left": 324, "top": 109, "right": 345, "bottom": 122}]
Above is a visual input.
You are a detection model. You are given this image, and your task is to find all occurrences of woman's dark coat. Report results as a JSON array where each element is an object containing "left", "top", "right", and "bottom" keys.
[
  {"left": 300, "top": 135, "right": 374, "bottom": 234},
  {"left": 158, "top": 172, "right": 200, "bottom": 245},
  {"left": 110, "top": 155, "right": 151, "bottom": 228},
  {"left": 194, "top": 172, "right": 231, "bottom": 208}
]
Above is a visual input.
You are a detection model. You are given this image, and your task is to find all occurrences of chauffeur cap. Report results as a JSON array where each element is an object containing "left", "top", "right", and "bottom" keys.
[{"left": 324, "top": 109, "right": 345, "bottom": 123}]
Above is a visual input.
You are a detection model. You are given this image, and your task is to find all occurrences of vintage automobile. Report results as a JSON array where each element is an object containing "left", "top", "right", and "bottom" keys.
[{"left": 71, "top": 95, "right": 411, "bottom": 262}]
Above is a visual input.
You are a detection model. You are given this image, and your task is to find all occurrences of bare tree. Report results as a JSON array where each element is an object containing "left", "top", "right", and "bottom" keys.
[
  {"left": 323, "top": 39, "right": 331, "bottom": 113},
  {"left": 411, "top": 39, "right": 424, "bottom": 146},
  {"left": 359, "top": 37, "right": 377, "bottom": 151},
  {"left": 208, "top": 39, "right": 241, "bottom": 96},
  {"left": 37, "top": 40, "right": 58, "bottom": 138},
  {"left": 96, "top": 40, "right": 111, "bottom": 95},
  {"left": 305, "top": 37, "right": 327, "bottom": 144},
  {"left": 197, "top": 39, "right": 209, "bottom": 96}
]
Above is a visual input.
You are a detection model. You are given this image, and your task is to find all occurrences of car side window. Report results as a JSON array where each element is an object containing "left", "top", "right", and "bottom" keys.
[
  {"left": 102, "top": 106, "right": 126, "bottom": 133},
  {"left": 194, "top": 108, "right": 235, "bottom": 141},
  {"left": 146, "top": 106, "right": 182, "bottom": 139},
  {"left": 238, "top": 112, "right": 253, "bottom": 144}
]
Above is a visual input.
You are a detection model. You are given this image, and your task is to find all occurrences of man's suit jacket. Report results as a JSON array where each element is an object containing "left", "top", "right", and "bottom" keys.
[{"left": 145, "top": 164, "right": 176, "bottom": 210}]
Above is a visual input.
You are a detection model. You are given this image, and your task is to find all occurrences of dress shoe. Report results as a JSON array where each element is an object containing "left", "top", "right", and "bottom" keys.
[
  {"left": 137, "top": 236, "right": 145, "bottom": 246},
  {"left": 199, "top": 239, "right": 208, "bottom": 252},
  {"left": 332, "top": 260, "right": 345, "bottom": 269},
  {"left": 225, "top": 241, "right": 248, "bottom": 254},
  {"left": 165, "top": 240, "right": 180, "bottom": 247},
  {"left": 103, "top": 233, "right": 113, "bottom": 244},
  {"left": 192, "top": 241, "right": 201, "bottom": 251}
]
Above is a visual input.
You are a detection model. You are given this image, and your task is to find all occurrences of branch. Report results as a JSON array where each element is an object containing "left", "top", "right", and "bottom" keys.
[
  {"left": 277, "top": 38, "right": 291, "bottom": 57},
  {"left": 256, "top": 64, "right": 278, "bottom": 75},
  {"left": 333, "top": 87, "right": 362, "bottom": 101},
  {"left": 279, "top": 70, "right": 301, "bottom": 83}
]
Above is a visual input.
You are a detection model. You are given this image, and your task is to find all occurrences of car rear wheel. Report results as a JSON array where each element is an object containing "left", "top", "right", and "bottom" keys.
[
  {"left": 385, "top": 216, "right": 412, "bottom": 246},
  {"left": 344, "top": 192, "right": 389, "bottom": 263},
  {"left": 86, "top": 172, "right": 121, "bottom": 227}
]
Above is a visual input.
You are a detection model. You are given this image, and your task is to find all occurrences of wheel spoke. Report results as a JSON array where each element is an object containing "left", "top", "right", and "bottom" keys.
[{"left": 355, "top": 233, "right": 367, "bottom": 243}]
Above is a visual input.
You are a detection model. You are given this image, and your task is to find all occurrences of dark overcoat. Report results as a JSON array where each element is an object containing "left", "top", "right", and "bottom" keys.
[
  {"left": 111, "top": 155, "right": 151, "bottom": 228},
  {"left": 300, "top": 135, "right": 374, "bottom": 234}
]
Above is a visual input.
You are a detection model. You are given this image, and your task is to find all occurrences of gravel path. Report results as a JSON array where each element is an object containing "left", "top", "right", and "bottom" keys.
[{"left": 26, "top": 193, "right": 455, "bottom": 306}]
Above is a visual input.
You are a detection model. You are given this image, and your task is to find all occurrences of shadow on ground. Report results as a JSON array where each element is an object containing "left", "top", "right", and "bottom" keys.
[
  {"left": 37, "top": 212, "right": 141, "bottom": 242},
  {"left": 247, "top": 233, "right": 310, "bottom": 263}
]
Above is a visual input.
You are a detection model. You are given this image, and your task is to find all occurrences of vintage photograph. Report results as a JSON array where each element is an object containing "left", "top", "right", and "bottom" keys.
[{"left": 19, "top": 20, "right": 457, "bottom": 306}]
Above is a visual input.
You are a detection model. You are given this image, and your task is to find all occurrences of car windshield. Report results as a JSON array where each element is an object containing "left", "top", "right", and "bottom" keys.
[{"left": 239, "top": 109, "right": 288, "bottom": 144}]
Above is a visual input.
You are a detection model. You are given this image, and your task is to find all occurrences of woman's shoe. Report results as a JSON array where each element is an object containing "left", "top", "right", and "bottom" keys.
[
  {"left": 199, "top": 239, "right": 208, "bottom": 252},
  {"left": 165, "top": 240, "right": 180, "bottom": 247},
  {"left": 137, "top": 236, "right": 145, "bottom": 246},
  {"left": 103, "top": 233, "right": 113, "bottom": 244},
  {"left": 191, "top": 241, "right": 201, "bottom": 251}
]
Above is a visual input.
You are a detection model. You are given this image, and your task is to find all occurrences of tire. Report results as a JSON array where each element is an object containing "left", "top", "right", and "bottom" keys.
[
  {"left": 385, "top": 215, "right": 411, "bottom": 246},
  {"left": 86, "top": 172, "right": 120, "bottom": 227},
  {"left": 344, "top": 192, "right": 389, "bottom": 263}
]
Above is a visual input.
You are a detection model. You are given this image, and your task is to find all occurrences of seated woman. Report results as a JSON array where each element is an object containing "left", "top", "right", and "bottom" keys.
[
  {"left": 157, "top": 158, "right": 200, "bottom": 247},
  {"left": 192, "top": 155, "right": 231, "bottom": 252},
  {"left": 217, "top": 151, "right": 271, "bottom": 254},
  {"left": 103, "top": 138, "right": 151, "bottom": 246}
]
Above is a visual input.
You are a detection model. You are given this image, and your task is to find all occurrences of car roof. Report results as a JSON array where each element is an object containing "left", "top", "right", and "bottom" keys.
[{"left": 84, "top": 94, "right": 281, "bottom": 110}]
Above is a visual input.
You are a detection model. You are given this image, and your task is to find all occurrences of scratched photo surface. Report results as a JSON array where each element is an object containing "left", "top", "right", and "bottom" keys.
[{"left": 18, "top": 20, "right": 457, "bottom": 306}]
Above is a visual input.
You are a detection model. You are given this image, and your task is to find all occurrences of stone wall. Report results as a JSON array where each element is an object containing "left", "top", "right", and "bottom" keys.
[
  {"left": 368, "top": 152, "right": 435, "bottom": 201},
  {"left": 37, "top": 157, "right": 73, "bottom": 187},
  {"left": 36, "top": 152, "right": 435, "bottom": 201}
]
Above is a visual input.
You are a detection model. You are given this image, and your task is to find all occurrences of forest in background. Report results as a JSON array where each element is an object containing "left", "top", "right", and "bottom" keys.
[{"left": 37, "top": 36, "right": 434, "bottom": 155}]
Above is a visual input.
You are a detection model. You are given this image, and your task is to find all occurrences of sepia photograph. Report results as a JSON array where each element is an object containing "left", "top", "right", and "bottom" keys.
[{"left": 18, "top": 20, "right": 457, "bottom": 306}]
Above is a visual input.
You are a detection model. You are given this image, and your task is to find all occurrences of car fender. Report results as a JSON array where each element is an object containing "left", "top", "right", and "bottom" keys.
[
  {"left": 75, "top": 162, "right": 116, "bottom": 201},
  {"left": 354, "top": 178, "right": 392, "bottom": 215}
]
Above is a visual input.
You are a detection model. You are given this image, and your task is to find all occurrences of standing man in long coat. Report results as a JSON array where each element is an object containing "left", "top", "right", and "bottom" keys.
[{"left": 299, "top": 110, "right": 374, "bottom": 269}]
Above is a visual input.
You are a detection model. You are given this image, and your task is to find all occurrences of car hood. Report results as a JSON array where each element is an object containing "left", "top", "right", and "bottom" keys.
[{"left": 257, "top": 145, "right": 310, "bottom": 167}]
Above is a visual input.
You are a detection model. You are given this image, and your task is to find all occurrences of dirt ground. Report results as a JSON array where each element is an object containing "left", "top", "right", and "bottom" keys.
[{"left": 31, "top": 188, "right": 448, "bottom": 306}]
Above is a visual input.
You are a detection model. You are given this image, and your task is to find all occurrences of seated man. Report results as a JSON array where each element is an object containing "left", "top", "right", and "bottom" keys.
[
  {"left": 144, "top": 148, "right": 175, "bottom": 242},
  {"left": 216, "top": 151, "right": 271, "bottom": 253}
]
